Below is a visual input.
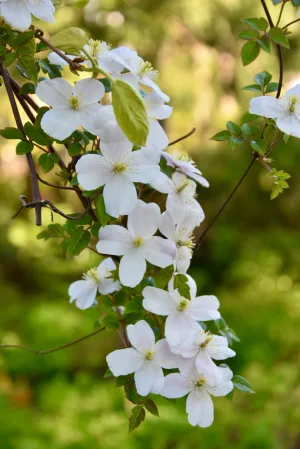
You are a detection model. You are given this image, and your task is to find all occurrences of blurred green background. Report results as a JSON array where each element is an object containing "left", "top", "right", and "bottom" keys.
[{"left": 1, "top": 0, "right": 300, "bottom": 447}]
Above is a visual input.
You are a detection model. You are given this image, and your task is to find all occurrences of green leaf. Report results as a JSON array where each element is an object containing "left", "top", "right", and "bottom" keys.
[
  {"left": 254, "top": 71, "right": 272, "bottom": 87},
  {"left": 129, "top": 406, "right": 146, "bottom": 433},
  {"left": 4, "top": 52, "right": 17, "bottom": 67},
  {"left": 37, "top": 223, "right": 65, "bottom": 240},
  {"left": 269, "top": 27, "right": 290, "bottom": 49},
  {"left": 24, "top": 122, "right": 52, "bottom": 145},
  {"left": 238, "top": 30, "right": 259, "bottom": 40},
  {"left": 232, "top": 375, "right": 255, "bottom": 394},
  {"left": 16, "top": 56, "right": 39, "bottom": 84},
  {"left": 244, "top": 17, "right": 269, "bottom": 31},
  {"left": 144, "top": 398, "right": 159, "bottom": 417},
  {"left": 173, "top": 273, "right": 191, "bottom": 299},
  {"left": 241, "top": 41, "right": 260, "bottom": 66},
  {"left": 229, "top": 135, "right": 244, "bottom": 150},
  {"left": 19, "top": 82, "right": 36, "bottom": 95},
  {"left": 241, "top": 123, "right": 252, "bottom": 137},
  {"left": 112, "top": 79, "right": 149, "bottom": 146},
  {"left": 283, "top": 133, "right": 289, "bottom": 143},
  {"left": 14, "top": 31, "right": 35, "bottom": 46},
  {"left": 38, "top": 153, "right": 58, "bottom": 173},
  {"left": 272, "top": 0, "right": 283, "bottom": 4},
  {"left": 242, "top": 84, "right": 262, "bottom": 92},
  {"left": 94, "top": 195, "right": 110, "bottom": 225},
  {"left": 226, "top": 121, "right": 241, "bottom": 136},
  {"left": 66, "top": 228, "right": 91, "bottom": 258},
  {"left": 39, "top": 59, "right": 62, "bottom": 79},
  {"left": 100, "top": 312, "right": 119, "bottom": 329},
  {"left": 292, "top": 0, "right": 300, "bottom": 6},
  {"left": 16, "top": 140, "right": 34, "bottom": 155},
  {"left": 0, "top": 127, "right": 23, "bottom": 140},
  {"left": 68, "top": 143, "right": 82, "bottom": 156},
  {"left": 100, "top": 77, "right": 112, "bottom": 92},
  {"left": 50, "top": 27, "right": 89, "bottom": 54},
  {"left": 210, "top": 130, "right": 231, "bottom": 141},
  {"left": 266, "top": 82, "right": 279, "bottom": 93},
  {"left": 250, "top": 139, "right": 266, "bottom": 155},
  {"left": 257, "top": 35, "right": 271, "bottom": 53}
]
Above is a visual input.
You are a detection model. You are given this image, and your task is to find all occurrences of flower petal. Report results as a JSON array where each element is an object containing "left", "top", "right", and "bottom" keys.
[
  {"left": 69, "top": 280, "right": 97, "bottom": 310},
  {"left": 127, "top": 200, "right": 160, "bottom": 238},
  {"left": 150, "top": 171, "right": 174, "bottom": 194},
  {"left": 107, "top": 348, "right": 144, "bottom": 376},
  {"left": 187, "top": 295, "right": 220, "bottom": 321},
  {"left": 76, "top": 154, "right": 112, "bottom": 191},
  {"left": 134, "top": 363, "right": 163, "bottom": 396},
  {"left": 186, "top": 390, "right": 214, "bottom": 428},
  {"left": 154, "top": 339, "right": 179, "bottom": 369},
  {"left": 276, "top": 114, "right": 300, "bottom": 137},
  {"left": 119, "top": 252, "right": 146, "bottom": 287},
  {"left": 26, "top": 0, "right": 55, "bottom": 22},
  {"left": 73, "top": 78, "right": 105, "bottom": 104},
  {"left": 207, "top": 335, "right": 236, "bottom": 360},
  {"left": 165, "top": 313, "right": 201, "bottom": 348},
  {"left": 249, "top": 96, "right": 285, "bottom": 119},
  {"left": 36, "top": 78, "right": 72, "bottom": 108},
  {"left": 160, "top": 373, "right": 191, "bottom": 398},
  {"left": 97, "top": 225, "right": 132, "bottom": 255},
  {"left": 41, "top": 108, "right": 79, "bottom": 141},
  {"left": 97, "top": 257, "right": 116, "bottom": 278},
  {"left": 80, "top": 103, "right": 105, "bottom": 135},
  {"left": 168, "top": 274, "right": 197, "bottom": 299},
  {"left": 103, "top": 175, "right": 137, "bottom": 218},
  {"left": 127, "top": 320, "right": 155, "bottom": 353},
  {"left": 1, "top": 0, "right": 32, "bottom": 31},
  {"left": 142, "top": 286, "right": 176, "bottom": 316},
  {"left": 146, "top": 118, "right": 169, "bottom": 150},
  {"left": 144, "top": 236, "right": 176, "bottom": 268},
  {"left": 129, "top": 148, "right": 160, "bottom": 183}
]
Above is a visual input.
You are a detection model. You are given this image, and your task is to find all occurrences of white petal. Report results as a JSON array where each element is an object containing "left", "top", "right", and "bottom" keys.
[
  {"left": 283, "top": 84, "right": 300, "bottom": 101},
  {"left": 144, "top": 92, "right": 173, "bottom": 119},
  {"left": 26, "top": 0, "right": 55, "bottom": 23},
  {"left": 149, "top": 171, "right": 174, "bottom": 194},
  {"left": 154, "top": 339, "right": 179, "bottom": 369},
  {"left": 146, "top": 119, "right": 169, "bottom": 150},
  {"left": 160, "top": 373, "right": 191, "bottom": 398},
  {"left": 129, "top": 148, "right": 160, "bottom": 183},
  {"left": 97, "top": 257, "right": 116, "bottom": 278},
  {"left": 127, "top": 320, "right": 155, "bottom": 353},
  {"left": 249, "top": 96, "right": 285, "bottom": 119},
  {"left": 127, "top": 200, "right": 160, "bottom": 238},
  {"left": 36, "top": 78, "right": 72, "bottom": 108},
  {"left": 48, "top": 52, "right": 70, "bottom": 66},
  {"left": 187, "top": 295, "right": 220, "bottom": 321},
  {"left": 206, "top": 377, "right": 233, "bottom": 397},
  {"left": 1, "top": 0, "right": 32, "bottom": 31},
  {"left": 97, "top": 225, "right": 132, "bottom": 255},
  {"left": 195, "top": 352, "right": 224, "bottom": 385},
  {"left": 159, "top": 210, "right": 175, "bottom": 239},
  {"left": 73, "top": 78, "right": 105, "bottom": 104},
  {"left": 176, "top": 246, "right": 191, "bottom": 273},
  {"left": 76, "top": 154, "right": 112, "bottom": 191},
  {"left": 103, "top": 175, "right": 137, "bottom": 218},
  {"left": 144, "top": 236, "right": 176, "bottom": 268},
  {"left": 142, "top": 286, "right": 176, "bottom": 316},
  {"left": 68, "top": 280, "right": 97, "bottom": 309},
  {"left": 79, "top": 104, "right": 105, "bottom": 135},
  {"left": 41, "top": 108, "right": 79, "bottom": 141},
  {"left": 276, "top": 114, "right": 300, "bottom": 137},
  {"left": 207, "top": 335, "right": 236, "bottom": 360},
  {"left": 165, "top": 313, "right": 200, "bottom": 348},
  {"left": 134, "top": 363, "right": 163, "bottom": 396},
  {"left": 107, "top": 348, "right": 144, "bottom": 376},
  {"left": 98, "top": 279, "right": 121, "bottom": 295},
  {"left": 186, "top": 390, "right": 214, "bottom": 428},
  {"left": 150, "top": 367, "right": 165, "bottom": 394},
  {"left": 168, "top": 274, "right": 197, "bottom": 299},
  {"left": 119, "top": 252, "right": 146, "bottom": 287}
]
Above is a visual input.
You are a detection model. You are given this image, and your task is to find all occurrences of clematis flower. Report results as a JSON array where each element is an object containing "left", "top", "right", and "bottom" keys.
[
  {"left": 143, "top": 91, "right": 173, "bottom": 150},
  {"left": 96, "top": 200, "right": 176, "bottom": 287},
  {"left": 173, "top": 329, "right": 235, "bottom": 384},
  {"left": 68, "top": 258, "right": 121, "bottom": 310},
  {"left": 36, "top": 78, "right": 105, "bottom": 141},
  {"left": 249, "top": 85, "right": 300, "bottom": 137},
  {"left": 142, "top": 275, "right": 220, "bottom": 349},
  {"left": 161, "top": 151, "right": 209, "bottom": 188},
  {"left": 76, "top": 147, "right": 160, "bottom": 218},
  {"left": 159, "top": 208, "right": 199, "bottom": 273},
  {"left": 161, "top": 365, "right": 233, "bottom": 428},
  {"left": 83, "top": 40, "right": 125, "bottom": 76},
  {"left": 0, "top": 0, "right": 55, "bottom": 31},
  {"left": 150, "top": 171, "right": 205, "bottom": 226},
  {"left": 107, "top": 320, "right": 179, "bottom": 396}
]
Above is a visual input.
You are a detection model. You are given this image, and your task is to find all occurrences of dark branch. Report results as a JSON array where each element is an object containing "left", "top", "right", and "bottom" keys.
[{"left": 168, "top": 128, "right": 196, "bottom": 146}]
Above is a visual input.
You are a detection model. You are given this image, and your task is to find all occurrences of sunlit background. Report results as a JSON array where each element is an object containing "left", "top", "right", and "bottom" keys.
[{"left": 1, "top": 0, "right": 300, "bottom": 447}]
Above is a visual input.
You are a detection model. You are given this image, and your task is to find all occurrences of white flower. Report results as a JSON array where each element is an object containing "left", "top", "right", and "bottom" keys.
[
  {"left": 76, "top": 146, "right": 160, "bottom": 218},
  {"left": 143, "top": 91, "right": 173, "bottom": 150},
  {"left": 36, "top": 78, "right": 105, "bottom": 141},
  {"left": 174, "top": 329, "right": 235, "bottom": 384},
  {"left": 68, "top": 258, "right": 121, "bottom": 310},
  {"left": 160, "top": 365, "right": 233, "bottom": 428},
  {"left": 249, "top": 85, "right": 300, "bottom": 137},
  {"left": 0, "top": 0, "right": 55, "bottom": 31},
  {"left": 161, "top": 151, "right": 209, "bottom": 188},
  {"left": 150, "top": 171, "right": 205, "bottom": 226},
  {"left": 142, "top": 275, "right": 220, "bottom": 349},
  {"left": 106, "top": 320, "right": 179, "bottom": 396},
  {"left": 83, "top": 40, "right": 125, "bottom": 76},
  {"left": 159, "top": 208, "right": 199, "bottom": 273},
  {"left": 96, "top": 200, "right": 177, "bottom": 287}
]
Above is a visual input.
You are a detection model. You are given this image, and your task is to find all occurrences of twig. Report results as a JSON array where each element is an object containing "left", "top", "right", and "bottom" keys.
[
  {"left": 260, "top": 0, "right": 283, "bottom": 98},
  {"left": 282, "top": 18, "right": 300, "bottom": 31},
  {"left": 37, "top": 173, "right": 80, "bottom": 191},
  {"left": 0, "top": 64, "right": 42, "bottom": 226},
  {"left": 1, "top": 327, "right": 105, "bottom": 355},
  {"left": 168, "top": 128, "right": 196, "bottom": 146},
  {"left": 276, "top": 1, "right": 286, "bottom": 27},
  {"left": 34, "top": 29, "right": 74, "bottom": 65}
]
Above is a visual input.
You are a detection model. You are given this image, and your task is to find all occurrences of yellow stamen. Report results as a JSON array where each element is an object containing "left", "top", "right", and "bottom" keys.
[
  {"left": 145, "top": 350, "right": 154, "bottom": 361},
  {"left": 84, "top": 267, "right": 99, "bottom": 283},
  {"left": 68, "top": 95, "right": 80, "bottom": 110},
  {"left": 178, "top": 299, "right": 189, "bottom": 312},
  {"left": 138, "top": 61, "right": 159, "bottom": 81},
  {"left": 113, "top": 162, "right": 128, "bottom": 173},
  {"left": 195, "top": 376, "right": 206, "bottom": 388},
  {"left": 133, "top": 237, "right": 144, "bottom": 247},
  {"left": 288, "top": 95, "right": 298, "bottom": 113}
]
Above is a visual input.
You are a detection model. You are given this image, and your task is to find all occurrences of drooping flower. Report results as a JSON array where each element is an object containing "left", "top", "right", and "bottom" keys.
[
  {"left": 36, "top": 78, "right": 105, "bottom": 141},
  {"left": 142, "top": 275, "right": 220, "bottom": 349},
  {"left": 0, "top": 0, "right": 55, "bottom": 31},
  {"left": 97, "top": 200, "right": 176, "bottom": 287},
  {"left": 76, "top": 146, "right": 160, "bottom": 218},
  {"left": 68, "top": 258, "right": 121, "bottom": 310},
  {"left": 107, "top": 320, "right": 179, "bottom": 396},
  {"left": 249, "top": 85, "right": 300, "bottom": 137},
  {"left": 150, "top": 171, "right": 205, "bottom": 226},
  {"left": 159, "top": 208, "right": 199, "bottom": 273},
  {"left": 161, "top": 365, "right": 233, "bottom": 428},
  {"left": 161, "top": 150, "right": 209, "bottom": 187}
]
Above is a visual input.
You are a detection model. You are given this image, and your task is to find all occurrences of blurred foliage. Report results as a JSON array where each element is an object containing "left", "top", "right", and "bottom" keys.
[{"left": 1, "top": 0, "right": 300, "bottom": 447}]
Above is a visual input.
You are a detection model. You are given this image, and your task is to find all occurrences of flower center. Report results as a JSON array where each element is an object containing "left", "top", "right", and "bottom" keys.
[
  {"left": 194, "top": 376, "right": 206, "bottom": 388},
  {"left": 176, "top": 179, "right": 190, "bottom": 194},
  {"left": 177, "top": 299, "right": 189, "bottom": 312},
  {"left": 177, "top": 236, "right": 195, "bottom": 249},
  {"left": 288, "top": 95, "right": 298, "bottom": 113},
  {"left": 83, "top": 267, "right": 100, "bottom": 283},
  {"left": 138, "top": 61, "right": 159, "bottom": 80},
  {"left": 113, "top": 162, "right": 128, "bottom": 173},
  {"left": 68, "top": 95, "right": 80, "bottom": 110},
  {"left": 133, "top": 236, "right": 144, "bottom": 247},
  {"left": 88, "top": 39, "right": 111, "bottom": 58},
  {"left": 200, "top": 332, "right": 213, "bottom": 349},
  {"left": 145, "top": 350, "right": 154, "bottom": 361}
]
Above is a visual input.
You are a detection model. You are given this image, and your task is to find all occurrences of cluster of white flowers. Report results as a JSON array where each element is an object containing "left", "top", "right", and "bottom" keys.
[{"left": 0, "top": 0, "right": 55, "bottom": 31}]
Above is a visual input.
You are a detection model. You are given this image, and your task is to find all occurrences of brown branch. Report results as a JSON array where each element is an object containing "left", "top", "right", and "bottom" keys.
[
  {"left": 276, "top": 1, "right": 286, "bottom": 27},
  {"left": 37, "top": 173, "right": 80, "bottom": 191},
  {"left": 1, "top": 327, "right": 105, "bottom": 355},
  {"left": 282, "top": 18, "right": 300, "bottom": 31},
  {"left": 1, "top": 64, "right": 42, "bottom": 226},
  {"left": 168, "top": 127, "right": 196, "bottom": 146}
]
